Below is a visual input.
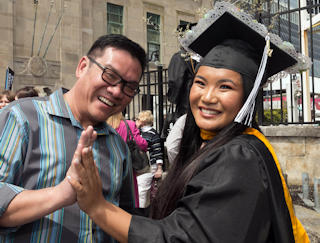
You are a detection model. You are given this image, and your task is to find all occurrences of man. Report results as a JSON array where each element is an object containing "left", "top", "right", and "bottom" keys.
[{"left": 0, "top": 34, "right": 146, "bottom": 242}]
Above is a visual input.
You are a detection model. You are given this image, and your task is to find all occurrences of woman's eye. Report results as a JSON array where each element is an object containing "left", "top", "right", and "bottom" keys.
[
  {"left": 194, "top": 80, "right": 205, "bottom": 86},
  {"left": 220, "top": 84, "right": 232, "bottom": 89}
]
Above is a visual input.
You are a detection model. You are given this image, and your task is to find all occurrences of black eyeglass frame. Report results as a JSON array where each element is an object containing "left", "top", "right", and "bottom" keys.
[{"left": 87, "top": 56, "right": 140, "bottom": 98}]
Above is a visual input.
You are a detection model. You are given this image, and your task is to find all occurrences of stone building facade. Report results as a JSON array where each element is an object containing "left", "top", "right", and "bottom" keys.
[
  {"left": 261, "top": 125, "right": 320, "bottom": 185},
  {"left": 0, "top": 0, "right": 212, "bottom": 93}
]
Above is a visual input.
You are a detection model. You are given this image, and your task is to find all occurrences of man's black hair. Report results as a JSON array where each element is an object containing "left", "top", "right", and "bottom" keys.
[{"left": 87, "top": 34, "right": 147, "bottom": 72}]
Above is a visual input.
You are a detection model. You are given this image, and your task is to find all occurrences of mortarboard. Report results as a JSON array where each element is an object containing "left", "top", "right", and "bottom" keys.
[{"left": 179, "top": 1, "right": 311, "bottom": 126}]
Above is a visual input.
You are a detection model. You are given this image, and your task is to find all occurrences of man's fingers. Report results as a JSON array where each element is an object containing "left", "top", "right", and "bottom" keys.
[
  {"left": 73, "top": 142, "right": 83, "bottom": 161},
  {"left": 72, "top": 157, "right": 90, "bottom": 185},
  {"left": 81, "top": 147, "right": 95, "bottom": 172},
  {"left": 78, "top": 126, "right": 97, "bottom": 149},
  {"left": 79, "top": 131, "right": 90, "bottom": 148},
  {"left": 90, "top": 131, "right": 97, "bottom": 147},
  {"left": 84, "top": 126, "right": 93, "bottom": 146}
]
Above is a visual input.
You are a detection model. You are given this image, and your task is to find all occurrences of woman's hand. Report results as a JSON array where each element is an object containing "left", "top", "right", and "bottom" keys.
[
  {"left": 154, "top": 165, "right": 163, "bottom": 179},
  {"left": 68, "top": 145, "right": 105, "bottom": 218},
  {"left": 68, "top": 128, "right": 132, "bottom": 243}
]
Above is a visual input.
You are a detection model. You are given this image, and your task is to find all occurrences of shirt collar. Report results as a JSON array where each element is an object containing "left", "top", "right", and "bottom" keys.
[
  {"left": 45, "top": 88, "right": 115, "bottom": 135},
  {"left": 141, "top": 125, "right": 152, "bottom": 132}
]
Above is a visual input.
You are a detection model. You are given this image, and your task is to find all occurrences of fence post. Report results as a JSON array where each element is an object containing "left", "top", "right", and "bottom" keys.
[
  {"left": 314, "top": 178, "right": 320, "bottom": 212},
  {"left": 257, "top": 89, "right": 264, "bottom": 125},
  {"left": 300, "top": 172, "right": 314, "bottom": 207},
  {"left": 146, "top": 64, "right": 151, "bottom": 110},
  {"left": 157, "top": 65, "right": 164, "bottom": 133},
  {"left": 302, "top": 172, "right": 310, "bottom": 200}
]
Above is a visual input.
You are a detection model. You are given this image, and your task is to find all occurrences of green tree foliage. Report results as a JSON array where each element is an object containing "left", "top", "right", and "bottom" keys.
[{"left": 263, "top": 108, "right": 288, "bottom": 125}]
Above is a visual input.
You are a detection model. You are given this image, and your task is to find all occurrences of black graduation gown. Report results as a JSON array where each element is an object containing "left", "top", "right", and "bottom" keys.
[
  {"left": 167, "top": 50, "right": 195, "bottom": 117},
  {"left": 128, "top": 130, "right": 307, "bottom": 243}
]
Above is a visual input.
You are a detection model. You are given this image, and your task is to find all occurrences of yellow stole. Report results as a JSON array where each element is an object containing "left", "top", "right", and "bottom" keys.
[
  {"left": 200, "top": 129, "right": 216, "bottom": 141},
  {"left": 199, "top": 127, "right": 309, "bottom": 242},
  {"left": 245, "top": 128, "right": 309, "bottom": 243}
]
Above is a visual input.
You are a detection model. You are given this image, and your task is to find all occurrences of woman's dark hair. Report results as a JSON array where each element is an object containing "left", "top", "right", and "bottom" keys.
[
  {"left": 87, "top": 34, "right": 147, "bottom": 73},
  {"left": 0, "top": 90, "right": 15, "bottom": 102},
  {"left": 150, "top": 78, "right": 261, "bottom": 219},
  {"left": 15, "top": 86, "right": 39, "bottom": 99}
]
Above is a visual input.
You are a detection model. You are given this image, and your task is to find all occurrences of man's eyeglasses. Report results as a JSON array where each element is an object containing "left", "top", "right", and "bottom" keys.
[{"left": 87, "top": 56, "right": 140, "bottom": 98}]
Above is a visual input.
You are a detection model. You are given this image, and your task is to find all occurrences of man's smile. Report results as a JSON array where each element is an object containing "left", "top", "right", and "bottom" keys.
[{"left": 98, "top": 96, "right": 115, "bottom": 107}]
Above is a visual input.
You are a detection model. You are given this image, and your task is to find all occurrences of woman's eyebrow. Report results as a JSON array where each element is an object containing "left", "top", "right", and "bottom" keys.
[
  {"left": 216, "top": 79, "right": 237, "bottom": 85},
  {"left": 195, "top": 75, "right": 237, "bottom": 85},
  {"left": 195, "top": 75, "right": 207, "bottom": 81}
]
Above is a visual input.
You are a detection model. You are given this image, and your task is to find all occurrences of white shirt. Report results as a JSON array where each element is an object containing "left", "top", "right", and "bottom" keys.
[{"left": 165, "top": 114, "right": 187, "bottom": 164}]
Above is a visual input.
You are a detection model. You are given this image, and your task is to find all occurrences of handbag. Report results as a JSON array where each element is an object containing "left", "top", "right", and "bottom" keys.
[{"left": 124, "top": 120, "right": 150, "bottom": 172}]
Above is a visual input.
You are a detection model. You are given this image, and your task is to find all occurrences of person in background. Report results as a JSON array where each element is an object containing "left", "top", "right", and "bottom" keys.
[
  {"left": 136, "top": 110, "right": 163, "bottom": 178},
  {"left": 165, "top": 113, "right": 187, "bottom": 164},
  {"left": 167, "top": 23, "right": 198, "bottom": 119},
  {"left": 67, "top": 2, "right": 310, "bottom": 242},
  {"left": 161, "top": 23, "right": 199, "bottom": 140},
  {"left": 0, "top": 34, "right": 146, "bottom": 242},
  {"left": 107, "top": 111, "right": 148, "bottom": 208},
  {"left": 0, "top": 90, "right": 15, "bottom": 109},
  {"left": 107, "top": 112, "right": 147, "bottom": 152},
  {"left": 15, "top": 86, "right": 39, "bottom": 99}
]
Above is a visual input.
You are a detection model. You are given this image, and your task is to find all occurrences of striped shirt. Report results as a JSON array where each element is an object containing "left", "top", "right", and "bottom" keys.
[
  {"left": 0, "top": 88, "right": 135, "bottom": 243},
  {"left": 140, "top": 126, "right": 163, "bottom": 165}
]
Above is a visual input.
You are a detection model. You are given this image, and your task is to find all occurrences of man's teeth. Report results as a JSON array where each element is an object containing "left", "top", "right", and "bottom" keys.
[
  {"left": 98, "top": 96, "right": 114, "bottom": 106},
  {"left": 202, "top": 108, "right": 219, "bottom": 115}
]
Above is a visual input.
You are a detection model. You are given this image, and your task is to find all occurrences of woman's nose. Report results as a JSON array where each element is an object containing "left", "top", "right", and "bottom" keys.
[{"left": 201, "top": 87, "right": 218, "bottom": 104}]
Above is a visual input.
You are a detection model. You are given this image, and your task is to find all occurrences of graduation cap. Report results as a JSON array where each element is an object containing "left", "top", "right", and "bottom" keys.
[
  {"left": 188, "top": 12, "right": 297, "bottom": 79},
  {"left": 179, "top": 1, "right": 310, "bottom": 126}
]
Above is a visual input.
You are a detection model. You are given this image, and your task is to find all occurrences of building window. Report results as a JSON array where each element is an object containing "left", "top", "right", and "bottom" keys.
[
  {"left": 107, "top": 3, "right": 123, "bottom": 34},
  {"left": 147, "top": 12, "right": 160, "bottom": 62},
  {"left": 180, "top": 20, "right": 190, "bottom": 26}
]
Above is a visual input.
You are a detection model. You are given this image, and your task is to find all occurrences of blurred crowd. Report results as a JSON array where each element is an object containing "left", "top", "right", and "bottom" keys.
[{"left": 0, "top": 86, "right": 40, "bottom": 109}]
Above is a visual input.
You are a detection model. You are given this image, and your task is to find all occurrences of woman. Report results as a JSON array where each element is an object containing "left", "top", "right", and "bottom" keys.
[
  {"left": 15, "top": 86, "right": 39, "bottom": 99},
  {"left": 107, "top": 112, "right": 148, "bottom": 208},
  {"left": 68, "top": 2, "right": 310, "bottom": 242},
  {"left": 0, "top": 90, "right": 14, "bottom": 109},
  {"left": 107, "top": 112, "right": 148, "bottom": 153}
]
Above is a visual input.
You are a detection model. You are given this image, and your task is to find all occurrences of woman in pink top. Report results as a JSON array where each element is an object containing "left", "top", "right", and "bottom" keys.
[{"left": 107, "top": 112, "right": 148, "bottom": 208}]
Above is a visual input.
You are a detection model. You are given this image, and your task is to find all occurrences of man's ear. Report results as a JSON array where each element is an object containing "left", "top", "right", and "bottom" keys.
[{"left": 76, "top": 56, "right": 89, "bottom": 78}]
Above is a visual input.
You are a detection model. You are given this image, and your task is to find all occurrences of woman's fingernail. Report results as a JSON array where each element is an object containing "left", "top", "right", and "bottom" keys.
[
  {"left": 67, "top": 175, "right": 71, "bottom": 180},
  {"left": 74, "top": 158, "right": 79, "bottom": 164}
]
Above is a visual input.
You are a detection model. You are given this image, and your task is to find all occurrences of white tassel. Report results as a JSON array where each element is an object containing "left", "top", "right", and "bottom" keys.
[{"left": 234, "top": 34, "right": 271, "bottom": 126}]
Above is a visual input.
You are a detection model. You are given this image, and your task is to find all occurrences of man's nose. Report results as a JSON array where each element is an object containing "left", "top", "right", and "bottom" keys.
[{"left": 107, "top": 82, "right": 123, "bottom": 97}]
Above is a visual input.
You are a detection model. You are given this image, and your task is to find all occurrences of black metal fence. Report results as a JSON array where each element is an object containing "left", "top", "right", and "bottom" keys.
[
  {"left": 258, "top": 0, "right": 320, "bottom": 125},
  {"left": 125, "top": 65, "right": 170, "bottom": 134},
  {"left": 126, "top": 1, "right": 320, "bottom": 134}
]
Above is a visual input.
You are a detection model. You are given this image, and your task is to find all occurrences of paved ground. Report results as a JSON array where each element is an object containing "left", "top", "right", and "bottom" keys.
[
  {"left": 294, "top": 205, "right": 320, "bottom": 242},
  {"left": 290, "top": 185, "right": 320, "bottom": 242}
]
